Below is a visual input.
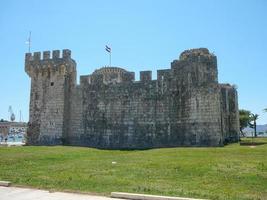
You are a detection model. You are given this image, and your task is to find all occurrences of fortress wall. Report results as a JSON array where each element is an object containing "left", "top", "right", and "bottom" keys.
[
  {"left": 38, "top": 70, "right": 66, "bottom": 144},
  {"left": 169, "top": 49, "right": 223, "bottom": 146},
  {"left": 68, "top": 66, "right": 222, "bottom": 148},
  {"left": 25, "top": 48, "right": 239, "bottom": 148},
  {"left": 65, "top": 48, "right": 225, "bottom": 148},
  {"left": 229, "top": 88, "right": 240, "bottom": 140},
  {"left": 182, "top": 87, "right": 223, "bottom": 146},
  {"left": 67, "top": 78, "right": 177, "bottom": 149},
  {"left": 67, "top": 85, "right": 84, "bottom": 144},
  {"left": 220, "top": 84, "right": 239, "bottom": 143},
  {"left": 27, "top": 73, "right": 43, "bottom": 144},
  {"left": 62, "top": 67, "right": 77, "bottom": 142}
]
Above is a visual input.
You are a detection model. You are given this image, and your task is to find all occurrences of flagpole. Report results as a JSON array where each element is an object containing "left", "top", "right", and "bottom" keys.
[
  {"left": 109, "top": 51, "right": 111, "bottom": 67},
  {"left": 28, "top": 31, "right": 31, "bottom": 53},
  {"left": 105, "top": 45, "right": 111, "bottom": 67}
]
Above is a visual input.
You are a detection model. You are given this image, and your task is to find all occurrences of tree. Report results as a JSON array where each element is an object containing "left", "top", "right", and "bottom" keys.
[
  {"left": 239, "top": 109, "right": 251, "bottom": 136},
  {"left": 264, "top": 108, "right": 267, "bottom": 112},
  {"left": 249, "top": 113, "right": 259, "bottom": 137}
]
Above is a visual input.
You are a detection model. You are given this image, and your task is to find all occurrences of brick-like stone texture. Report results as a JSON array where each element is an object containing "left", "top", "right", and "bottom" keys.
[{"left": 25, "top": 48, "right": 239, "bottom": 149}]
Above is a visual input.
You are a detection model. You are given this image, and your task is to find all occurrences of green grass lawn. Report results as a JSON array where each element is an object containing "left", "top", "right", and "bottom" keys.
[{"left": 0, "top": 138, "right": 266, "bottom": 200}]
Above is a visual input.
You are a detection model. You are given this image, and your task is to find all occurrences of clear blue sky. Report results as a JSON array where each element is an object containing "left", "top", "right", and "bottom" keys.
[{"left": 0, "top": 0, "right": 266, "bottom": 124}]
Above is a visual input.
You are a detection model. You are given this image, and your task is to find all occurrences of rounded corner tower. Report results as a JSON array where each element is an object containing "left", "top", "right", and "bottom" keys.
[
  {"left": 171, "top": 48, "right": 218, "bottom": 85},
  {"left": 169, "top": 48, "right": 224, "bottom": 146}
]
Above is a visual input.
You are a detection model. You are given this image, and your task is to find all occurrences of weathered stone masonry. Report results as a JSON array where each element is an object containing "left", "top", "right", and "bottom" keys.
[{"left": 25, "top": 48, "right": 239, "bottom": 149}]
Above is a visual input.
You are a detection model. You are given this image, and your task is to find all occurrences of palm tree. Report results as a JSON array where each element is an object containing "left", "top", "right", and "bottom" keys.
[
  {"left": 249, "top": 114, "right": 259, "bottom": 137},
  {"left": 239, "top": 109, "right": 251, "bottom": 137}
]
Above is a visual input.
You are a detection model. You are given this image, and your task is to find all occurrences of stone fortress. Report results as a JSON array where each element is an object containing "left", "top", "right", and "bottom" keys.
[{"left": 25, "top": 48, "right": 239, "bottom": 149}]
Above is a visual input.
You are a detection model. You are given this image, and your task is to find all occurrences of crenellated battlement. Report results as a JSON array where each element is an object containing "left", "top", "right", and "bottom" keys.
[
  {"left": 87, "top": 67, "right": 171, "bottom": 85},
  {"left": 25, "top": 49, "right": 72, "bottom": 62},
  {"left": 25, "top": 49, "right": 76, "bottom": 78},
  {"left": 140, "top": 71, "right": 152, "bottom": 82},
  {"left": 157, "top": 69, "right": 171, "bottom": 81}
]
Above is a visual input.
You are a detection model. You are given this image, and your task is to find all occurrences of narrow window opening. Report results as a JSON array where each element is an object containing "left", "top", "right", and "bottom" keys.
[{"left": 50, "top": 82, "right": 54, "bottom": 86}]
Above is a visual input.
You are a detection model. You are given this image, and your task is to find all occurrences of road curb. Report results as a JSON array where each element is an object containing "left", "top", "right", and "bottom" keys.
[
  {"left": 0, "top": 181, "right": 11, "bottom": 187},
  {"left": 110, "top": 192, "right": 207, "bottom": 200}
]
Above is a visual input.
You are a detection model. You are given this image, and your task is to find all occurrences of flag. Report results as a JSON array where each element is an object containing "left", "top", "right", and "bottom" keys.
[{"left": 105, "top": 45, "right": 111, "bottom": 53}]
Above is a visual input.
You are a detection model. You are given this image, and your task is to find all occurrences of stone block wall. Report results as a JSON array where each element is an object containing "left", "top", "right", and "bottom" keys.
[
  {"left": 220, "top": 84, "right": 240, "bottom": 143},
  {"left": 25, "top": 49, "right": 76, "bottom": 145},
  {"left": 25, "top": 48, "right": 239, "bottom": 148}
]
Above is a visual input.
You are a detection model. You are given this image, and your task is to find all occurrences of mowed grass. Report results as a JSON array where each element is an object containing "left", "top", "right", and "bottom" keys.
[{"left": 0, "top": 139, "right": 266, "bottom": 200}]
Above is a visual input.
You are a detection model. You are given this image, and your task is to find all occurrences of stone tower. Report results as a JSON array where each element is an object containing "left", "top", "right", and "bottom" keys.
[
  {"left": 25, "top": 49, "right": 76, "bottom": 145},
  {"left": 170, "top": 48, "right": 223, "bottom": 146}
]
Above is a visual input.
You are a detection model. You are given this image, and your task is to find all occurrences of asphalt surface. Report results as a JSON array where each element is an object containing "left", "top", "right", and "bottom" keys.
[{"left": 0, "top": 186, "right": 123, "bottom": 200}]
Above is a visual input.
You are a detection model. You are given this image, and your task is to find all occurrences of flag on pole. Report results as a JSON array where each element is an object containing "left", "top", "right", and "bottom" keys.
[{"left": 105, "top": 45, "right": 111, "bottom": 53}]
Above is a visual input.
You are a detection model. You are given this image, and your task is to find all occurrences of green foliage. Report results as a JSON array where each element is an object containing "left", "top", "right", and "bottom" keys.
[
  {"left": 239, "top": 110, "right": 260, "bottom": 137},
  {"left": 239, "top": 109, "right": 251, "bottom": 135},
  {"left": 250, "top": 113, "right": 259, "bottom": 121},
  {"left": 249, "top": 113, "right": 259, "bottom": 137},
  {"left": 0, "top": 140, "right": 267, "bottom": 200}
]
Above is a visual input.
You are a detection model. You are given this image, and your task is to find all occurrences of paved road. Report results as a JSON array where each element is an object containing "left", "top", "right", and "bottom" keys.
[{"left": 0, "top": 186, "right": 123, "bottom": 200}]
